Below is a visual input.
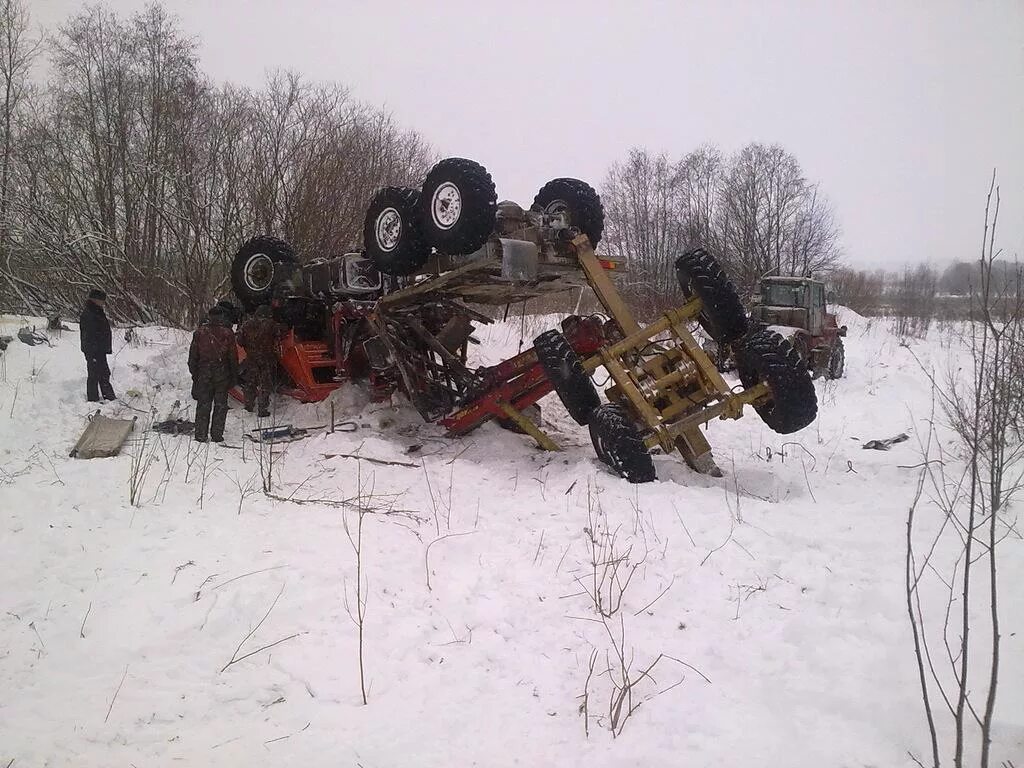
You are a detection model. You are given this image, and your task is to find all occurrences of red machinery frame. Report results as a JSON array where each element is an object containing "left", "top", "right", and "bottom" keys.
[
  {"left": 231, "top": 311, "right": 606, "bottom": 452},
  {"left": 440, "top": 315, "right": 606, "bottom": 443}
]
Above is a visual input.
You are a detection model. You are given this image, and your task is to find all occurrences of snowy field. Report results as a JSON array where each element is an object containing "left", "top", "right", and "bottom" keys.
[{"left": 1, "top": 310, "right": 1021, "bottom": 766}]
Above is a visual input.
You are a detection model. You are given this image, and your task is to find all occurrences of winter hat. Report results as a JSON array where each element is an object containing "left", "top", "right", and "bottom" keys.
[
  {"left": 88, "top": 288, "right": 107, "bottom": 301},
  {"left": 209, "top": 305, "right": 227, "bottom": 317},
  {"left": 255, "top": 304, "right": 272, "bottom": 317}
]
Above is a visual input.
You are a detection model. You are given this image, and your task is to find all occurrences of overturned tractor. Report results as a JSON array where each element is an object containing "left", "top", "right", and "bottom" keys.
[{"left": 228, "top": 156, "right": 818, "bottom": 482}]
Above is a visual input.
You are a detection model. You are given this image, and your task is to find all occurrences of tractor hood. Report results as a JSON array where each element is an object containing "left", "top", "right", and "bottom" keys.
[
  {"left": 751, "top": 304, "right": 808, "bottom": 328},
  {"left": 765, "top": 323, "right": 807, "bottom": 340}
]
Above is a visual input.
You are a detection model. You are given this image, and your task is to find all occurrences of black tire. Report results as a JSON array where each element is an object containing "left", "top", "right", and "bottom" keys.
[
  {"left": 737, "top": 330, "right": 818, "bottom": 434},
  {"left": 363, "top": 186, "right": 430, "bottom": 276},
  {"left": 702, "top": 339, "right": 735, "bottom": 373},
  {"left": 231, "top": 236, "right": 296, "bottom": 311},
  {"left": 827, "top": 338, "right": 845, "bottom": 379},
  {"left": 418, "top": 158, "right": 496, "bottom": 255},
  {"left": 788, "top": 333, "right": 820, "bottom": 379},
  {"left": 531, "top": 178, "right": 604, "bottom": 247},
  {"left": 534, "top": 329, "right": 600, "bottom": 425},
  {"left": 675, "top": 249, "right": 748, "bottom": 345},
  {"left": 589, "top": 404, "right": 656, "bottom": 483}
]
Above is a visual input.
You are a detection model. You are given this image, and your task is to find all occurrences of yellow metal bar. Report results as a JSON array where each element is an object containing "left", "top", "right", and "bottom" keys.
[
  {"left": 642, "top": 382, "right": 771, "bottom": 450},
  {"left": 582, "top": 308, "right": 691, "bottom": 375},
  {"left": 574, "top": 235, "right": 640, "bottom": 334},
  {"left": 599, "top": 350, "right": 672, "bottom": 451},
  {"left": 676, "top": 428, "right": 713, "bottom": 468},
  {"left": 497, "top": 401, "right": 560, "bottom": 452},
  {"left": 657, "top": 386, "right": 709, "bottom": 421},
  {"left": 649, "top": 367, "right": 690, "bottom": 393},
  {"left": 672, "top": 383, "right": 771, "bottom": 438},
  {"left": 669, "top": 318, "right": 730, "bottom": 396}
]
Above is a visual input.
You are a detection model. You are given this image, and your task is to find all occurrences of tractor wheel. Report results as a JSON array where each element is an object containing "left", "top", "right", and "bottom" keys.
[
  {"left": 589, "top": 404, "right": 656, "bottom": 483},
  {"left": 675, "top": 249, "right": 748, "bottom": 345},
  {"left": 363, "top": 186, "right": 430, "bottom": 276},
  {"left": 790, "top": 333, "right": 819, "bottom": 378},
  {"left": 418, "top": 157, "right": 497, "bottom": 255},
  {"left": 702, "top": 339, "right": 721, "bottom": 369},
  {"left": 231, "top": 235, "right": 296, "bottom": 311},
  {"left": 534, "top": 329, "right": 600, "bottom": 425},
  {"left": 737, "top": 330, "right": 818, "bottom": 434},
  {"left": 827, "top": 338, "right": 845, "bottom": 379},
  {"left": 703, "top": 339, "right": 737, "bottom": 373},
  {"left": 531, "top": 178, "right": 604, "bottom": 247}
]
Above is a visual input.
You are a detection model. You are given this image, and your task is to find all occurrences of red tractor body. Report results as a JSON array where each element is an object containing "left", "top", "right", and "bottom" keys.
[{"left": 750, "top": 276, "right": 847, "bottom": 379}]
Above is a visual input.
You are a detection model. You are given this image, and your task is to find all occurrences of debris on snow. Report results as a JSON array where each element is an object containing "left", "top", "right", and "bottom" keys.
[
  {"left": 69, "top": 414, "right": 135, "bottom": 459},
  {"left": 861, "top": 432, "right": 910, "bottom": 451}
]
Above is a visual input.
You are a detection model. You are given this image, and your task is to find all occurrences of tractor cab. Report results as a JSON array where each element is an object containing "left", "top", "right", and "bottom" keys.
[{"left": 751, "top": 276, "right": 831, "bottom": 336}]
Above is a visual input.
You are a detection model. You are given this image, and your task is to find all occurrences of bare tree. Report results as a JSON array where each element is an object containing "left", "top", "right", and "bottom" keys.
[
  {"left": 830, "top": 266, "right": 884, "bottom": 314},
  {"left": 601, "top": 142, "right": 842, "bottom": 310},
  {"left": 0, "top": 0, "right": 40, "bottom": 308},
  {"left": 892, "top": 264, "right": 938, "bottom": 338},
  {"left": 716, "top": 142, "right": 841, "bottom": 295},
  {"left": 906, "top": 172, "right": 1020, "bottom": 768},
  {"left": 601, "top": 147, "right": 685, "bottom": 312},
  {"left": 0, "top": 2, "right": 433, "bottom": 325}
]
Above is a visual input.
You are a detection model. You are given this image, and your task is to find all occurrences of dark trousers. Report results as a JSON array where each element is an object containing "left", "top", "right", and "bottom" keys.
[
  {"left": 193, "top": 371, "right": 230, "bottom": 441},
  {"left": 85, "top": 355, "right": 115, "bottom": 401},
  {"left": 244, "top": 358, "right": 275, "bottom": 415}
]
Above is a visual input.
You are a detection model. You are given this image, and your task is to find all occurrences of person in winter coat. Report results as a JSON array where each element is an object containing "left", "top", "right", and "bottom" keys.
[
  {"left": 188, "top": 305, "right": 239, "bottom": 443},
  {"left": 79, "top": 288, "right": 116, "bottom": 402},
  {"left": 237, "top": 304, "right": 282, "bottom": 417}
]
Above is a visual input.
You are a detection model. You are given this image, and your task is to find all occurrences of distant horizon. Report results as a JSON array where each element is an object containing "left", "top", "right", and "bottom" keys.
[{"left": 29, "top": 0, "right": 1024, "bottom": 270}]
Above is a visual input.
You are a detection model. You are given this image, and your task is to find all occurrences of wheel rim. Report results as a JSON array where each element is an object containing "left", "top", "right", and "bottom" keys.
[
  {"left": 243, "top": 253, "right": 274, "bottom": 292},
  {"left": 374, "top": 207, "right": 403, "bottom": 252},
  {"left": 431, "top": 182, "right": 462, "bottom": 230},
  {"left": 544, "top": 199, "right": 570, "bottom": 220}
]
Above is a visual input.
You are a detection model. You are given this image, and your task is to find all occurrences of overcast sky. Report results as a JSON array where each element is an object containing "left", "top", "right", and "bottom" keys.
[{"left": 32, "top": 0, "right": 1024, "bottom": 269}]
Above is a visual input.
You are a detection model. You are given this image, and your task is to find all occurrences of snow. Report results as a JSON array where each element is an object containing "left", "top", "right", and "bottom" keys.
[{"left": 1, "top": 309, "right": 1022, "bottom": 766}]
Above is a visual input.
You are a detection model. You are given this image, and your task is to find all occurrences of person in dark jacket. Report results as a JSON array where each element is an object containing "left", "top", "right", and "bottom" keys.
[
  {"left": 238, "top": 304, "right": 282, "bottom": 417},
  {"left": 188, "top": 305, "right": 239, "bottom": 443},
  {"left": 79, "top": 288, "right": 116, "bottom": 402}
]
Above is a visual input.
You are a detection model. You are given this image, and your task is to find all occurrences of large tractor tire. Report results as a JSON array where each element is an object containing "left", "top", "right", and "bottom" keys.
[
  {"left": 531, "top": 178, "right": 604, "bottom": 247},
  {"left": 675, "top": 249, "right": 748, "bottom": 345},
  {"left": 534, "top": 329, "right": 600, "bottom": 425},
  {"left": 826, "top": 338, "right": 845, "bottom": 380},
  {"left": 589, "top": 404, "right": 656, "bottom": 484},
  {"left": 418, "top": 157, "right": 497, "bottom": 255},
  {"left": 231, "top": 236, "right": 296, "bottom": 311},
  {"left": 737, "top": 330, "right": 818, "bottom": 434},
  {"left": 363, "top": 186, "right": 430, "bottom": 276},
  {"left": 790, "top": 333, "right": 814, "bottom": 376}
]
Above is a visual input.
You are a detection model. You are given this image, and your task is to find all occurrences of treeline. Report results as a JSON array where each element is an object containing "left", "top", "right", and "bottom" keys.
[
  {"left": 0, "top": 0, "right": 852, "bottom": 327},
  {"left": 831, "top": 259, "right": 1023, "bottom": 340},
  {"left": 600, "top": 144, "right": 842, "bottom": 310},
  {"left": 8, "top": 0, "right": 993, "bottom": 333},
  {"left": 0, "top": 2, "right": 432, "bottom": 324}
]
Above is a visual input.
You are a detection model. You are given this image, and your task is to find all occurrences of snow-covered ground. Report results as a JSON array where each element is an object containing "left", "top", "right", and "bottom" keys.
[{"left": 0, "top": 310, "right": 1021, "bottom": 766}]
